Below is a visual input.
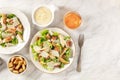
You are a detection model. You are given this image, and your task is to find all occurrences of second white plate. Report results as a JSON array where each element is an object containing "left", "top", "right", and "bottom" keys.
[{"left": 0, "top": 7, "right": 30, "bottom": 54}]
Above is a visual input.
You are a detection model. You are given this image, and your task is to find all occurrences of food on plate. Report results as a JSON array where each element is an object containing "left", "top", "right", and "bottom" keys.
[
  {"left": 31, "top": 29, "right": 73, "bottom": 71},
  {"left": 0, "top": 58, "right": 3, "bottom": 65},
  {"left": 34, "top": 7, "right": 52, "bottom": 25},
  {"left": 64, "top": 12, "right": 82, "bottom": 29},
  {"left": 0, "top": 13, "right": 24, "bottom": 47},
  {"left": 8, "top": 55, "right": 27, "bottom": 74}
]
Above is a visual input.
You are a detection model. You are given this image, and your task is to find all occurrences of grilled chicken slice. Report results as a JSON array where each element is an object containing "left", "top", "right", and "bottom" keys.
[
  {"left": 3, "top": 36, "right": 12, "bottom": 43},
  {"left": 33, "top": 46, "right": 42, "bottom": 53},
  {"left": 16, "top": 24, "right": 23, "bottom": 33},
  {"left": 16, "top": 34, "right": 23, "bottom": 43},
  {"left": 54, "top": 62, "right": 60, "bottom": 67},
  {"left": 43, "top": 42, "right": 50, "bottom": 52},
  {"left": 2, "top": 32, "right": 13, "bottom": 38},
  {"left": 40, "top": 51, "right": 49, "bottom": 58},
  {"left": 47, "top": 61, "right": 55, "bottom": 70},
  {"left": 51, "top": 50, "right": 59, "bottom": 57},
  {"left": 6, "top": 43, "right": 15, "bottom": 47},
  {"left": 0, "top": 14, "right": 7, "bottom": 31},
  {"left": 59, "top": 35, "right": 66, "bottom": 47},
  {"left": 59, "top": 57, "right": 69, "bottom": 64},
  {"left": 7, "top": 17, "right": 20, "bottom": 28},
  {"left": 2, "top": 14, "right": 7, "bottom": 24},
  {"left": 6, "top": 28, "right": 16, "bottom": 34}
]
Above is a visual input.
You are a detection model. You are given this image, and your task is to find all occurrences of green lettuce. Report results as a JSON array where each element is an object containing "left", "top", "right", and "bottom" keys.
[{"left": 7, "top": 14, "right": 16, "bottom": 19}]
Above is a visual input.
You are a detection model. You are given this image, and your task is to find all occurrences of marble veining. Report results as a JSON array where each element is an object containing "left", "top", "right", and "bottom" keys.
[{"left": 0, "top": 0, "right": 120, "bottom": 80}]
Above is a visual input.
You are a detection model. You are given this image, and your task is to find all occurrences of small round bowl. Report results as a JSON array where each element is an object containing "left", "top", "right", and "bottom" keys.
[
  {"left": 63, "top": 11, "right": 82, "bottom": 30},
  {"left": 7, "top": 55, "right": 28, "bottom": 75},
  {"left": 32, "top": 4, "right": 58, "bottom": 27}
]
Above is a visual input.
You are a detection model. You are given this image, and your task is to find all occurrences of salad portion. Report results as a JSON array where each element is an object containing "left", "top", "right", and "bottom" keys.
[
  {"left": 0, "top": 13, "right": 24, "bottom": 47},
  {"left": 31, "top": 29, "right": 73, "bottom": 71}
]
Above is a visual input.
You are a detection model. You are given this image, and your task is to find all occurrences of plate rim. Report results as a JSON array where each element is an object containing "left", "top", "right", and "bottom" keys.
[{"left": 29, "top": 27, "right": 76, "bottom": 74}]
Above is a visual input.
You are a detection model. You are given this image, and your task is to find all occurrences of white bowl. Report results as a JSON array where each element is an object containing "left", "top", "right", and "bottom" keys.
[
  {"left": 7, "top": 55, "right": 28, "bottom": 75},
  {"left": 0, "top": 7, "right": 30, "bottom": 54},
  {"left": 32, "top": 5, "right": 58, "bottom": 27},
  {"left": 29, "top": 28, "right": 75, "bottom": 73}
]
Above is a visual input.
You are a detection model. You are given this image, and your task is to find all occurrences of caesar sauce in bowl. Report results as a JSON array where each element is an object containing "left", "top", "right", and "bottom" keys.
[
  {"left": 32, "top": 5, "right": 57, "bottom": 27},
  {"left": 34, "top": 7, "right": 52, "bottom": 25}
]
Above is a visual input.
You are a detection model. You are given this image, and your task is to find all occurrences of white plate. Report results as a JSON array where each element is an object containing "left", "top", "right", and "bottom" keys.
[
  {"left": 29, "top": 28, "right": 75, "bottom": 73},
  {"left": 0, "top": 7, "right": 30, "bottom": 54}
]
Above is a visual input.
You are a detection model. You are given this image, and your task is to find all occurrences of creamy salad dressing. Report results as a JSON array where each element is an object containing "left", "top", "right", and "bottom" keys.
[{"left": 34, "top": 7, "right": 52, "bottom": 25}]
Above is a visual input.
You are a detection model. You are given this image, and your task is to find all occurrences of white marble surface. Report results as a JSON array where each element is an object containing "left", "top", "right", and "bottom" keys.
[{"left": 0, "top": 0, "right": 120, "bottom": 80}]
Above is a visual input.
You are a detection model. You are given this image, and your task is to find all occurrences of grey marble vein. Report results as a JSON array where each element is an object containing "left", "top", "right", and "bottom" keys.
[{"left": 0, "top": 0, "right": 120, "bottom": 80}]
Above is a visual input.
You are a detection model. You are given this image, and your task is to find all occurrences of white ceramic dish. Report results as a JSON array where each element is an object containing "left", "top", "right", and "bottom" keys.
[
  {"left": 29, "top": 28, "right": 75, "bottom": 73},
  {"left": 32, "top": 5, "right": 58, "bottom": 27},
  {"left": 7, "top": 55, "right": 28, "bottom": 75},
  {"left": 0, "top": 7, "right": 30, "bottom": 54}
]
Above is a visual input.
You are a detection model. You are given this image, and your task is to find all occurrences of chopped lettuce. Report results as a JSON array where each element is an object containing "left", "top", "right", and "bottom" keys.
[
  {"left": 41, "top": 29, "right": 49, "bottom": 36},
  {"left": 46, "top": 41, "right": 53, "bottom": 49},
  {"left": 0, "top": 31, "right": 2, "bottom": 39},
  {"left": 42, "top": 64, "right": 55, "bottom": 71},
  {"left": 42, "top": 64, "right": 48, "bottom": 69},
  {"left": 7, "top": 22, "right": 12, "bottom": 25},
  {"left": 35, "top": 36, "right": 46, "bottom": 46},
  {"left": 64, "top": 36, "right": 71, "bottom": 40},
  {"left": 33, "top": 52, "right": 39, "bottom": 61},
  {"left": 7, "top": 14, "right": 16, "bottom": 19},
  {"left": 0, "top": 14, "right": 2, "bottom": 18},
  {"left": 0, "top": 43, "right": 6, "bottom": 47},
  {"left": 66, "top": 48, "right": 71, "bottom": 57},
  {"left": 52, "top": 57, "right": 59, "bottom": 62},
  {"left": 31, "top": 45, "right": 39, "bottom": 61},
  {"left": 45, "top": 58, "right": 52, "bottom": 63},
  {"left": 64, "top": 48, "right": 71, "bottom": 61},
  {"left": 40, "top": 57, "right": 45, "bottom": 63},
  {"left": 53, "top": 32, "right": 59, "bottom": 36},
  {"left": 16, "top": 31, "right": 23, "bottom": 35},
  {"left": 11, "top": 37, "right": 18, "bottom": 45},
  {"left": 46, "top": 67, "right": 54, "bottom": 71},
  {"left": 60, "top": 63, "right": 65, "bottom": 68},
  {"left": 0, "top": 26, "right": 2, "bottom": 28},
  {"left": 31, "top": 45, "right": 36, "bottom": 53}
]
